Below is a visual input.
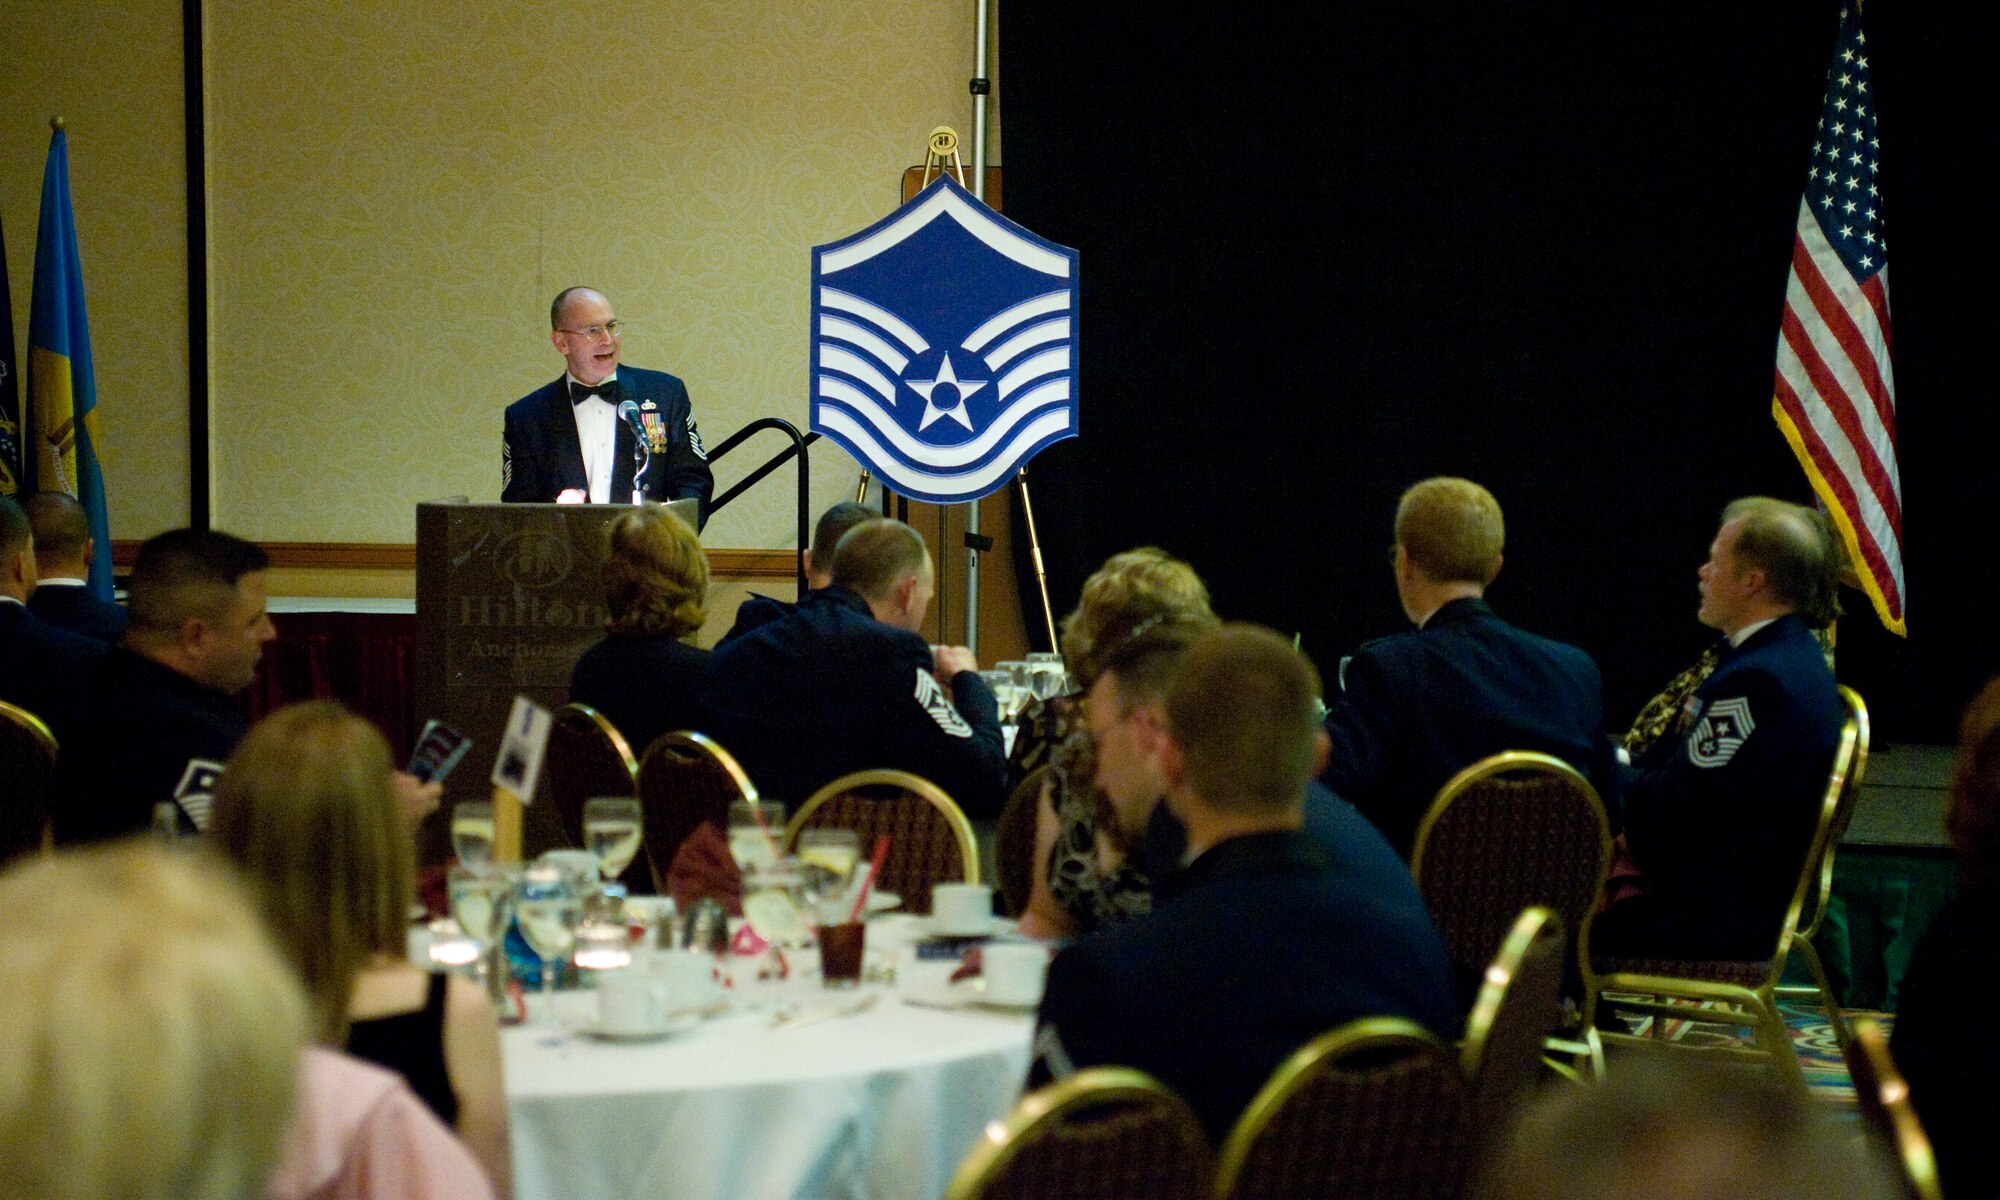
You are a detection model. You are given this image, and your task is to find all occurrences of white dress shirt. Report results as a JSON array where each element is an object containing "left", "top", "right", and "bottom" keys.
[{"left": 568, "top": 371, "right": 619, "bottom": 503}]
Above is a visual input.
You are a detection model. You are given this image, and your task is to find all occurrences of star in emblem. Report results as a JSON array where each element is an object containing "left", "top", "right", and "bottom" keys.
[{"left": 905, "top": 352, "right": 988, "bottom": 433}]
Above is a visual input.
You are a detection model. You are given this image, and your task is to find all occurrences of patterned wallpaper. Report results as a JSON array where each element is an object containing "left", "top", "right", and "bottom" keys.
[
  {"left": 0, "top": 0, "right": 190, "bottom": 539},
  {"left": 205, "top": 0, "right": 995, "bottom": 547}
]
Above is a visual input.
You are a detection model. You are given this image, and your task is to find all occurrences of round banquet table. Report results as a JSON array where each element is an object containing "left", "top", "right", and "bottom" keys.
[{"left": 503, "top": 916, "right": 1036, "bottom": 1200}]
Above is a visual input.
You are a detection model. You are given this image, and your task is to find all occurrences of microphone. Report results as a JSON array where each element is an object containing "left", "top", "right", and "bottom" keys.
[{"left": 616, "top": 399, "right": 647, "bottom": 442}]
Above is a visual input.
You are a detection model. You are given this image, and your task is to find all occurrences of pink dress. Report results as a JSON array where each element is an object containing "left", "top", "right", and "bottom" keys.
[{"left": 266, "top": 1047, "right": 496, "bottom": 1200}]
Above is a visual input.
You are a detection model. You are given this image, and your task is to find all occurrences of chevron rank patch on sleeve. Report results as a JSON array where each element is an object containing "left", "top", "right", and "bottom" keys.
[
  {"left": 1687, "top": 697, "right": 1755, "bottom": 768},
  {"left": 914, "top": 668, "right": 973, "bottom": 737},
  {"left": 502, "top": 435, "right": 513, "bottom": 489},
  {"left": 172, "top": 758, "right": 226, "bottom": 832}
]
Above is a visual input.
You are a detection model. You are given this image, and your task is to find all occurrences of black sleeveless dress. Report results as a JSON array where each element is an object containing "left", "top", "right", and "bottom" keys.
[{"left": 345, "top": 970, "right": 459, "bottom": 1125}]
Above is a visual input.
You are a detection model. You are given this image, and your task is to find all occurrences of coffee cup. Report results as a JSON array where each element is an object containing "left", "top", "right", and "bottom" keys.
[
  {"left": 981, "top": 941, "right": 1050, "bottom": 1007},
  {"left": 598, "top": 968, "right": 663, "bottom": 1032},
  {"left": 653, "top": 949, "right": 718, "bottom": 1012},
  {"left": 930, "top": 883, "right": 993, "bottom": 935}
]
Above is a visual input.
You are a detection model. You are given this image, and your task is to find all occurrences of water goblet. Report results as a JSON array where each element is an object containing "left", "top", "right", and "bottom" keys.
[
  {"left": 727, "top": 801, "right": 786, "bottom": 875},
  {"left": 451, "top": 801, "right": 496, "bottom": 866},
  {"left": 583, "top": 797, "right": 644, "bottom": 882},
  {"left": 515, "top": 866, "right": 583, "bottom": 1030}
]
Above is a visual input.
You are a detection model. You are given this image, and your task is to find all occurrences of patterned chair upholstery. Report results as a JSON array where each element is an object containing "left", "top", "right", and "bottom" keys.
[
  {"left": 942, "top": 1067, "right": 1212, "bottom": 1200},
  {"left": 539, "top": 704, "right": 640, "bottom": 847},
  {"left": 0, "top": 700, "right": 58, "bottom": 866},
  {"left": 1459, "top": 908, "right": 1565, "bottom": 1158},
  {"left": 1846, "top": 1018, "right": 1943, "bottom": 1200},
  {"left": 994, "top": 765, "right": 1049, "bottom": 918},
  {"left": 1590, "top": 689, "right": 1866, "bottom": 1094},
  {"left": 785, "top": 770, "right": 977, "bottom": 916},
  {"left": 1216, "top": 1017, "right": 1473, "bottom": 1200},
  {"left": 1411, "top": 751, "right": 1611, "bottom": 1075},
  {"left": 636, "top": 732, "right": 757, "bottom": 896}
]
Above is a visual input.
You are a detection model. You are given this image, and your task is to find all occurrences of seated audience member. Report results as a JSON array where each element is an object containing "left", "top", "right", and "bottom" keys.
[
  {"left": 1595, "top": 498, "right": 1845, "bottom": 960},
  {"left": 1484, "top": 1057, "right": 1896, "bottom": 1200},
  {"left": 1892, "top": 677, "right": 2000, "bottom": 1199},
  {"left": 1032, "top": 625, "right": 1457, "bottom": 1140},
  {"left": 23, "top": 490, "right": 126, "bottom": 642},
  {"left": 568, "top": 504, "right": 711, "bottom": 757},
  {"left": 1013, "top": 547, "right": 1218, "bottom": 939},
  {"left": 699, "top": 518, "right": 1005, "bottom": 816},
  {"left": 50, "top": 528, "right": 274, "bottom": 843},
  {"left": 718, "top": 500, "right": 877, "bottom": 645},
  {"left": 0, "top": 493, "right": 105, "bottom": 737},
  {"left": 0, "top": 842, "right": 307, "bottom": 1200},
  {"left": 1321, "top": 477, "right": 1617, "bottom": 856},
  {"left": 210, "top": 702, "right": 511, "bottom": 1197}
]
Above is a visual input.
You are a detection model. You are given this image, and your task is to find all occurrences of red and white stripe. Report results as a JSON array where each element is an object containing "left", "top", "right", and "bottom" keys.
[{"left": 1773, "top": 198, "right": 1904, "bottom": 632}]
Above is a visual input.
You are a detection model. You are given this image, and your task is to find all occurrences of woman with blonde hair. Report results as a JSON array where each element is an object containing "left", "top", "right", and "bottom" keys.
[
  {"left": 568, "top": 502, "right": 711, "bottom": 757},
  {"left": 1014, "top": 547, "right": 1218, "bottom": 939},
  {"left": 210, "top": 701, "right": 510, "bottom": 1197}
]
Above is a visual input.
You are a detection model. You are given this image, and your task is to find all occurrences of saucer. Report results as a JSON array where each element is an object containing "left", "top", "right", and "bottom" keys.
[
  {"left": 576, "top": 1012, "right": 702, "bottom": 1043},
  {"left": 964, "top": 978, "right": 1043, "bottom": 1012},
  {"left": 915, "top": 914, "right": 1007, "bottom": 939}
]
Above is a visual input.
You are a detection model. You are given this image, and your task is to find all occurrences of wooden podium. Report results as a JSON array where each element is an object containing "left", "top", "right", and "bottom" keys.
[{"left": 414, "top": 500, "right": 627, "bottom": 862}]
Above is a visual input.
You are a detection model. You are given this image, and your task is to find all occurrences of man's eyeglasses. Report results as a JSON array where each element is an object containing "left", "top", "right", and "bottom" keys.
[{"left": 557, "top": 320, "right": 624, "bottom": 342}]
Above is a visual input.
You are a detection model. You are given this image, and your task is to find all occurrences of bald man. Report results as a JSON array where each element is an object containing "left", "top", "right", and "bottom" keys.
[{"left": 501, "top": 287, "right": 713, "bottom": 519}]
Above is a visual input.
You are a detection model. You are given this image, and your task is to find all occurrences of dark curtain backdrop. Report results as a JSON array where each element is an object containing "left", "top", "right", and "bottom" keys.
[{"left": 1002, "top": 1, "right": 1997, "bottom": 744}]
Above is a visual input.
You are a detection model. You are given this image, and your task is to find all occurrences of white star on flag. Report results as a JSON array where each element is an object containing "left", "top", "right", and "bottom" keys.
[{"left": 906, "top": 353, "right": 987, "bottom": 433}]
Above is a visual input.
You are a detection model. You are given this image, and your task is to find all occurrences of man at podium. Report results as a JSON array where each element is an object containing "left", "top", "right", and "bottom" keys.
[{"left": 501, "top": 287, "right": 714, "bottom": 520}]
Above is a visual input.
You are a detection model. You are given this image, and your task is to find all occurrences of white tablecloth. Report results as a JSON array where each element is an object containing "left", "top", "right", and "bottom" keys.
[{"left": 504, "top": 918, "right": 1035, "bottom": 1200}]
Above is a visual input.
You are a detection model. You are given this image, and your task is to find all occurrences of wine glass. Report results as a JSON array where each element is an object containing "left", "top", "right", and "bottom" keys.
[
  {"left": 796, "top": 829, "right": 862, "bottom": 911},
  {"left": 514, "top": 866, "right": 583, "bottom": 1028},
  {"left": 451, "top": 801, "right": 496, "bottom": 866},
  {"left": 727, "top": 801, "right": 785, "bottom": 877},
  {"left": 583, "top": 797, "right": 644, "bottom": 882},
  {"left": 448, "top": 864, "right": 517, "bottom": 999}
]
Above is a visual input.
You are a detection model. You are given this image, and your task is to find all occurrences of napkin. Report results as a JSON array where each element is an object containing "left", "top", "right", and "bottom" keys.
[{"left": 667, "top": 821, "right": 744, "bottom": 916}]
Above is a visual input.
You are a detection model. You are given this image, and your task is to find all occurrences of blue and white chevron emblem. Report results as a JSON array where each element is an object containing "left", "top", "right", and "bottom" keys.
[{"left": 810, "top": 174, "right": 1080, "bottom": 503}]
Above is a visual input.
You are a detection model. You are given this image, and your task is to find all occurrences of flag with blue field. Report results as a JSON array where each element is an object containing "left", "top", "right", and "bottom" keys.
[{"left": 29, "top": 125, "right": 114, "bottom": 599}]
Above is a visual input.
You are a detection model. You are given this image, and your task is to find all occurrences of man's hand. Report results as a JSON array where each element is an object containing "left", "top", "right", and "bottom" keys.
[
  {"left": 554, "top": 488, "right": 588, "bottom": 504},
  {"left": 393, "top": 770, "right": 443, "bottom": 829},
  {"left": 934, "top": 645, "right": 979, "bottom": 684}
]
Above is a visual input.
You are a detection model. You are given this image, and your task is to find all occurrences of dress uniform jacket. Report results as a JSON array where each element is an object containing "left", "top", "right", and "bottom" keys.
[
  {"left": 0, "top": 599, "right": 105, "bottom": 739},
  {"left": 567, "top": 633, "right": 709, "bottom": 762},
  {"left": 1033, "top": 827, "right": 1457, "bottom": 1140},
  {"left": 697, "top": 586, "right": 1006, "bottom": 818},
  {"left": 1322, "top": 597, "right": 1617, "bottom": 856},
  {"left": 25, "top": 580, "right": 127, "bottom": 643},
  {"left": 500, "top": 367, "right": 714, "bottom": 518},
  {"left": 1597, "top": 614, "right": 1842, "bottom": 960}
]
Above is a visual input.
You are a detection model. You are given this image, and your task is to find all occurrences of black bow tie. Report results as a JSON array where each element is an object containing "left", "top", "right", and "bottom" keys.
[{"left": 570, "top": 379, "right": 619, "bottom": 405}]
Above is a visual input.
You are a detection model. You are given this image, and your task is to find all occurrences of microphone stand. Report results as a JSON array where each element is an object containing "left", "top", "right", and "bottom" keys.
[{"left": 629, "top": 430, "right": 651, "bottom": 506}]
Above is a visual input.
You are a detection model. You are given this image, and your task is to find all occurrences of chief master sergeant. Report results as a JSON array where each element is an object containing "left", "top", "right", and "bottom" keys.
[{"left": 502, "top": 287, "right": 714, "bottom": 520}]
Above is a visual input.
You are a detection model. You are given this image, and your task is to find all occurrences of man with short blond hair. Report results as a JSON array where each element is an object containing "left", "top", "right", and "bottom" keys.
[
  {"left": 23, "top": 490, "right": 125, "bottom": 642},
  {"left": 1322, "top": 477, "right": 1616, "bottom": 855},
  {"left": 1033, "top": 624, "right": 1455, "bottom": 1139},
  {"left": 699, "top": 518, "right": 1006, "bottom": 816}
]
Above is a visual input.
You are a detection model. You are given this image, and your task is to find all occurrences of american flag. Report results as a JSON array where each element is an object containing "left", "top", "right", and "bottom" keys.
[{"left": 1772, "top": 3, "right": 1903, "bottom": 635}]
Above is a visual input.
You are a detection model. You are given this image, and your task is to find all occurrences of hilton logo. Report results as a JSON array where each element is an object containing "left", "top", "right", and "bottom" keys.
[{"left": 496, "top": 531, "right": 574, "bottom": 589}]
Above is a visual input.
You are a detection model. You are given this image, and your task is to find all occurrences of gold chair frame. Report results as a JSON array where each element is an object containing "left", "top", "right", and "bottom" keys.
[
  {"left": 1216, "top": 1016, "right": 1468, "bottom": 1199},
  {"left": 0, "top": 699, "right": 59, "bottom": 860},
  {"left": 1412, "top": 750, "right": 1612, "bottom": 1081},
  {"left": 545, "top": 703, "right": 640, "bottom": 846},
  {"left": 1460, "top": 906, "right": 1565, "bottom": 1146},
  {"left": 1591, "top": 688, "right": 1866, "bottom": 1093},
  {"left": 942, "top": 1067, "right": 1212, "bottom": 1200},
  {"left": 1773, "top": 685, "right": 1872, "bottom": 1052},
  {"left": 994, "top": 764, "right": 1050, "bottom": 918},
  {"left": 1846, "top": 1017, "right": 1944, "bottom": 1200},
  {"left": 784, "top": 768, "right": 980, "bottom": 885},
  {"left": 635, "top": 730, "right": 758, "bottom": 895}
]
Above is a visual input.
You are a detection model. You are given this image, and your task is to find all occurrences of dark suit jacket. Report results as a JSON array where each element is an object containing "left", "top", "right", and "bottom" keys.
[
  {"left": 698, "top": 586, "right": 1006, "bottom": 817},
  {"left": 0, "top": 599, "right": 106, "bottom": 739},
  {"left": 567, "top": 632, "right": 710, "bottom": 761},
  {"left": 1599, "top": 614, "right": 1842, "bottom": 959},
  {"left": 1322, "top": 597, "right": 1617, "bottom": 856},
  {"left": 1034, "top": 827, "right": 1458, "bottom": 1140},
  {"left": 26, "top": 581, "right": 127, "bottom": 643},
  {"left": 501, "top": 366, "right": 714, "bottom": 519},
  {"left": 1891, "top": 886, "right": 2000, "bottom": 1200}
]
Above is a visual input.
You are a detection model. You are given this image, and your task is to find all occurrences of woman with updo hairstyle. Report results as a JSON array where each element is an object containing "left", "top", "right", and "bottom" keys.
[
  {"left": 1891, "top": 678, "right": 2000, "bottom": 1199},
  {"left": 568, "top": 502, "right": 711, "bottom": 756},
  {"left": 209, "top": 701, "right": 510, "bottom": 1197},
  {"left": 1013, "top": 547, "right": 1217, "bottom": 939}
]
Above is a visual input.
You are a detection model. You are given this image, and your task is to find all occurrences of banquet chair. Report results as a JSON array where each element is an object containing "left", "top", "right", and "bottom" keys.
[
  {"left": 0, "top": 699, "right": 58, "bottom": 865},
  {"left": 1410, "top": 751, "right": 1611, "bottom": 1079},
  {"left": 636, "top": 731, "right": 757, "bottom": 896},
  {"left": 1845, "top": 1018, "right": 1944, "bottom": 1200},
  {"left": 1458, "top": 908, "right": 1565, "bottom": 1160},
  {"left": 943, "top": 1067, "right": 1213, "bottom": 1200},
  {"left": 785, "top": 770, "right": 978, "bottom": 916},
  {"left": 1774, "top": 685, "right": 1872, "bottom": 1053},
  {"left": 541, "top": 704, "right": 640, "bottom": 848},
  {"left": 995, "top": 765, "right": 1049, "bottom": 917},
  {"left": 1215, "top": 1017, "right": 1473, "bottom": 1200},
  {"left": 1589, "top": 691, "right": 1865, "bottom": 1095}
]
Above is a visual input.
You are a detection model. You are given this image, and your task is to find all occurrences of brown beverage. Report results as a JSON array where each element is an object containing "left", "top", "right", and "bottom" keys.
[{"left": 819, "top": 922, "right": 865, "bottom": 986}]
